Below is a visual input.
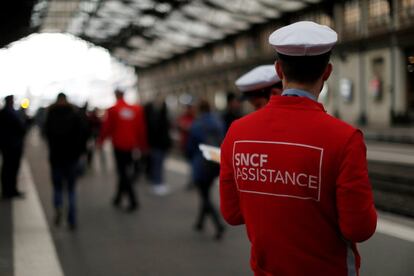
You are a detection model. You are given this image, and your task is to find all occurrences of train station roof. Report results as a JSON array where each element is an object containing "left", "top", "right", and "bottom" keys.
[{"left": 2, "top": 0, "right": 327, "bottom": 68}]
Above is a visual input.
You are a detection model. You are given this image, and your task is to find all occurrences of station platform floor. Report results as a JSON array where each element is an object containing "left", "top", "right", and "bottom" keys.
[
  {"left": 1, "top": 130, "right": 414, "bottom": 276},
  {"left": 363, "top": 126, "right": 414, "bottom": 144}
]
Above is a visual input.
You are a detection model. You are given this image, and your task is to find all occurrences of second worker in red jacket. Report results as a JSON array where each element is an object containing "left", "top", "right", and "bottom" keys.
[
  {"left": 98, "top": 89, "right": 148, "bottom": 212},
  {"left": 220, "top": 21, "right": 377, "bottom": 276}
]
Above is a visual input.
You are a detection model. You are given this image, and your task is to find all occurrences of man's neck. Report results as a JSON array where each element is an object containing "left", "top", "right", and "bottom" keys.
[{"left": 284, "top": 82, "right": 321, "bottom": 99}]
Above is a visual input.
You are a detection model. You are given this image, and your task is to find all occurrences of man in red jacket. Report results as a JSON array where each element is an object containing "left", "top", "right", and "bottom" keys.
[
  {"left": 220, "top": 21, "right": 377, "bottom": 276},
  {"left": 98, "top": 89, "right": 148, "bottom": 212}
]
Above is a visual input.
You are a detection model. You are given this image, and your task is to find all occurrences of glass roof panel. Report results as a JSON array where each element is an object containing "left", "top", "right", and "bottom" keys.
[
  {"left": 257, "top": 0, "right": 307, "bottom": 12},
  {"left": 182, "top": 3, "right": 249, "bottom": 31},
  {"left": 38, "top": 0, "right": 322, "bottom": 67}
]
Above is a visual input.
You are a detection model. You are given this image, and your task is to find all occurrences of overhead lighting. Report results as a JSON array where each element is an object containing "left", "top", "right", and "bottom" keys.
[
  {"left": 79, "top": 0, "right": 98, "bottom": 13},
  {"left": 183, "top": 4, "right": 249, "bottom": 31},
  {"left": 161, "top": 31, "right": 207, "bottom": 47},
  {"left": 30, "top": 0, "right": 49, "bottom": 27},
  {"left": 138, "top": 49, "right": 171, "bottom": 59},
  {"left": 21, "top": 98, "right": 30, "bottom": 109},
  {"left": 130, "top": 55, "right": 158, "bottom": 64},
  {"left": 167, "top": 19, "right": 224, "bottom": 40},
  {"left": 137, "top": 15, "right": 156, "bottom": 27},
  {"left": 155, "top": 3, "right": 172, "bottom": 13},
  {"left": 259, "top": 0, "right": 306, "bottom": 12},
  {"left": 129, "top": 0, "right": 154, "bottom": 10},
  {"left": 114, "top": 49, "right": 130, "bottom": 62},
  {"left": 303, "top": 0, "right": 322, "bottom": 4},
  {"left": 128, "top": 36, "right": 149, "bottom": 48}
]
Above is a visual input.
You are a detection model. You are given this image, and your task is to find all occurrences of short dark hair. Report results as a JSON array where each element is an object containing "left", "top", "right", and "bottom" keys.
[
  {"left": 242, "top": 89, "right": 271, "bottom": 100},
  {"left": 5, "top": 95, "right": 13, "bottom": 101},
  {"left": 115, "top": 89, "right": 124, "bottom": 99},
  {"left": 198, "top": 99, "right": 211, "bottom": 113},
  {"left": 226, "top": 92, "right": 236, "bottom": 103},
  {"left": 277, "top": 52, "right": 331, "bottom": 84},
  {"left": 57, "top": 92, "right": 66, "bottom": 100}
]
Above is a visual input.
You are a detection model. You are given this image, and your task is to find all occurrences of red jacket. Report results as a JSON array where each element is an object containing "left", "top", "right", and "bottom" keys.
[
  {"left": 99, "top": 99, "right": 148, "bottom": 151},
  {"left": 220, "top": 95, "right": 377, "bottom": 276}
]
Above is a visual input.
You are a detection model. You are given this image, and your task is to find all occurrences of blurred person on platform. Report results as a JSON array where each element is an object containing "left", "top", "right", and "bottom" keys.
[
  {"left": 98, "top": 89, "right": 147, "bottom": 212},
  {"left": 35, "top": 107, "right": 47, "bottom": 137},
  {"left": 86, "top": 107, "right": 102, "bottom": 167},
  {"left": 220, "top": 21, "right": 377, "bottom": 275},
  {"left": 17, "top": 106, "right": 32, "bottom": 130},
  {"left": 235, "top": 65, "right": 283, "bottom": 111},
  {"left": 44, "top": 93, "right": 88, "bottom": 229},
  {"left": 0, "top": 95, "right": 27, "bottom": 199},
  {"left": 187, "top": 99, "right": 225, "bottom": 240},
  {"left": 222, "top": 92, "right": 242, "bottom": 132},
  {"left": 176, "top": 102, "right": 196, "bottom": 190},
  {"left": 76, "top": 103, "right": 92, "bottom": 175},
  {"left": 177, "top": 103, "right": 195, "bottom": 159},
  {"left": 144, "top": 97, "right": 172, "bottom": 196}
]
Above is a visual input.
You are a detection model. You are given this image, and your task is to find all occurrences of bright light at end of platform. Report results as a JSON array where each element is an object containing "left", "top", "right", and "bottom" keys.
[{"left": 21, "top": 98, "right": 30, "bottom": 109}]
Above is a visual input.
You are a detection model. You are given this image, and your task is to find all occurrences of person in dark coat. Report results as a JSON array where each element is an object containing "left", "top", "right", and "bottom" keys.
[
  {"left": 0, "top": 95, "right": 26, "bottom": 199},
  {"left": 222, "top": 92, "right": 242, "bottom": 133},
  {"left": 44, "top": 93, "right": 88, "bottom": 230},
  {"left": 144, "top": 98, "right": 172, "bottom": 195},
  {"left": 187, "top": 99, "right": 226, "bottom": 240}
]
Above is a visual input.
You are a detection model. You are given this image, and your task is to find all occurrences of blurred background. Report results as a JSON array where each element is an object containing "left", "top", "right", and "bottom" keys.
[
  {"left": 0, "top": 1, "right": 413, "bottom": 276},
  {"left": 1, "top": 0, "right": 413, "bottom": 126}
]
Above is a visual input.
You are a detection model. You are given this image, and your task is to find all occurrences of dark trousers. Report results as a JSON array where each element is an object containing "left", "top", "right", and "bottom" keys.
[
  {"left": 1, "top": 145, "right": 23, "bottom": 197},
  {"left": 113, "top": 149, "right": 137, "bottom": 207},
  {"left": 195, "top": 179, "right": 223, "bottom": 232},
  {"left": 51, "top": 162, "right": 78, "bottom": 225},
  {"left": 149, "top": 149, "right": 166, "bottom": 185}
]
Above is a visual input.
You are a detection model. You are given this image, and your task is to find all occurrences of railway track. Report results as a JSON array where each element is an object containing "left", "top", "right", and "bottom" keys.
[{"left": 369, "top": 161, "right": 414, "bottom": 218}]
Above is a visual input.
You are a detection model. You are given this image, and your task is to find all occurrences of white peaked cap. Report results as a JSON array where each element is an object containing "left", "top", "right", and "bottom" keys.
[
  {"left": 235, "top": 65, "right": 281, "bottom": 92},
  {"left": 268, "top": 21, "right": 338, "bottom": 56}
]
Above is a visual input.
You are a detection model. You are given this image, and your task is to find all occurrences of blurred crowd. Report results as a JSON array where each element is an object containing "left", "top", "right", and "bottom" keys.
[{"left": 0, "top": 89, "right": 245, "bottom": 239}]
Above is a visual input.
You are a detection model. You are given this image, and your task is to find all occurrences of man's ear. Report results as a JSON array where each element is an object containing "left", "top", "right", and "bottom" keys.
[
  {"left": 275, "top": 61, "right": 284, "bottom": 80},
  {"left": 322, "top": 63, "right": 332, "bottom": 81}
]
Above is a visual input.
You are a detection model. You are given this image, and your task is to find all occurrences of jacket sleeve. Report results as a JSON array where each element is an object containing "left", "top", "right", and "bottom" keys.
[
  {"left": 137, "top": 106, "right": 149, "bottom": 152},
  {"left": 97, "top": 108, "right": 114, "bottom": 146},
  {"left": 336, "top": 130, "right": 377, "bottom": 242},
  {"left": 43, "top": 107, "right": 52, "bottom": 141},
  {"left": 219, "top": 130, "right": 244, "bottom": 225}
]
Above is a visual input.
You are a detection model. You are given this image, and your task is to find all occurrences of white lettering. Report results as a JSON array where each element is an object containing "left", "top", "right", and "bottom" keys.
[
  {"left": 250, "top": 154, "right": 259, "bottom": 167},
  {"left": 275, "top": 170, "right": 285, "bottom": 184},
  {"left": 235, "top": 153, "right": 241, "bottom": 166},
  {"left": 309, "top": 175, "right": 318, "bottom": 189},
  {"left": 235, "top": 153, "right": 269, "bottom": 167},
  {"left": 260, "top": 154, "right": 268, "bottom": 167},
  {"left": 234, "top": 152, "right": 319, "bottom": 190},
  {"left": 267, "top": 169, "right": 275, "bottom": 182},
  {"left": 236, "top": 167, "right": 242, "bottom": 180},
  {"left": 242, "top": 168, "right": 248, "bottom": 180},
  {"left": 241, "top": 154, "right": 249, "bottom": 166},
  {"left": 248, "top": 168, "right": 256, "bottom": 181},
  {"left": 260, "top": 169, "right": 267, "bottom": 182},
  {"left": 296, "top": 173, "right": 308, "bottom": 187},
  {"left": 285, "top": 171, "right": 295, "bottom": 185}
]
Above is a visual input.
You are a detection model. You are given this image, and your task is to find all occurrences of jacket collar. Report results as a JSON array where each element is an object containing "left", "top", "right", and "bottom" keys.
[
  {"left": 267, "top": 95, "right": 326, "bottom": 112},
  {"left": 116, "top": 98, "right": 127, "bottom": 105},
  {"left": 281, "top": 88, "right": 317, "bottom": 101}
]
